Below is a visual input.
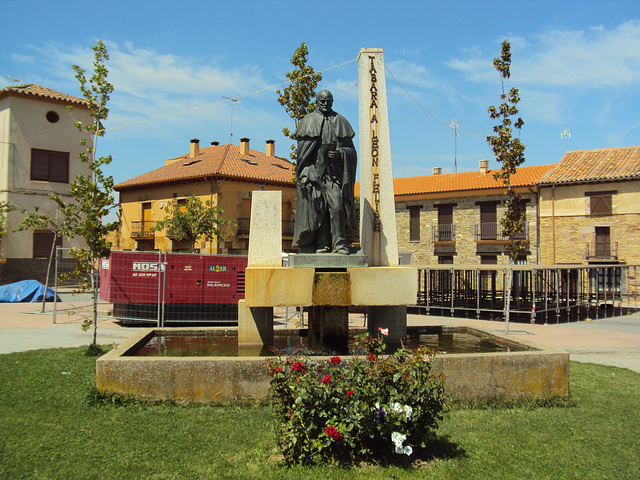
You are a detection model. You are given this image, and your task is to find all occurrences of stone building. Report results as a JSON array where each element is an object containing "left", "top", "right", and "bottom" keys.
[
  {"left": 538, "top": 146, "right": 640, "bottom": 265},
  {"left": 0, "top": 84, "right": 92, "bottom": 283},
  {"left": 387, "top": 160, "right": 555, "bottom": 266},
  {"left": 115, "top": 138, "right": 296, "bottom": 254}
]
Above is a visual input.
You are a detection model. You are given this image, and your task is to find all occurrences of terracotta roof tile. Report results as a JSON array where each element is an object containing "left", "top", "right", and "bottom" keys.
[
  {"left": 115, "top": 143, "right": 295, "bottom": 190},
  {"left": 355, "top": 163, "right": 555, "bottom": 197},
  {"left": 539, "top": 146, "right": 640, "bottom": 184},
  {"left": 0, "top": 84, "right": 88, "bottom": 107}
]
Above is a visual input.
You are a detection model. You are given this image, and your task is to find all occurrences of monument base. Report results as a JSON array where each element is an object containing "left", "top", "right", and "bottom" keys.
[
  {"left": 308, "top": 306, "right": 349, "bottom": 354},
  {"left": 289, "top": 249, "right": 367, "bottom": 268}
]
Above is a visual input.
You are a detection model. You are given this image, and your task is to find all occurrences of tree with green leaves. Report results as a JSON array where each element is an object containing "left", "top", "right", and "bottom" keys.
[
  {"left": 151, "top": 194, "right": 234, "bottom": 253},
  {"left": 17, "top": 40, "right": 120, "bottom": 353},
  {"left": 486, "top": 40, "right": 526, "bottom": 333},
  {"left": 276, "top": 42, "right": 323, "bottom": 162},
  {"left": 487, "top": 40, "right": 526, "bottom": 260}
]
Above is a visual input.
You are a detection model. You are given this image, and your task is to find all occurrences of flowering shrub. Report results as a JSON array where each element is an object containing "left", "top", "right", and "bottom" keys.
[{"left": 266, "top": 333, "right": 448, "bottom": 465}]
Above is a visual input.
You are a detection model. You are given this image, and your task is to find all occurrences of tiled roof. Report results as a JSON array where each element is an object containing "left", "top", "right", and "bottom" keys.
[
  {"left": 355, "top": 163, "right": 555, "bottom": 197},
  {"left": 115, "top": 143, "right": 295, "bottom": 190},
  {"left": 539, "top": 146, "right": 640, "bottom": 185},
  {"left": 0, "top": 84, "right": 88, "bottom": 107}
]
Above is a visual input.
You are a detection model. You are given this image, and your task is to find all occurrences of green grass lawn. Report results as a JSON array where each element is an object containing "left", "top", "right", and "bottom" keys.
[{"left": 0, "top": 347, "right": 638, "bottom": 479}]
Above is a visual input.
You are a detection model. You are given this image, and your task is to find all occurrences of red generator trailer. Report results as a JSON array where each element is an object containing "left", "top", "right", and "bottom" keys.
[{"left": 99, "top": 251, "right": 247, "bottom": 325}]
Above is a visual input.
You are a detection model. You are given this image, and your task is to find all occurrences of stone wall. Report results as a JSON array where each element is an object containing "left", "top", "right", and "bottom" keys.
[
  {"left": 539, "top": 213, "right": 640, "bottom": 265},
  {"left": 396, "top": 192, "right": 538, "bottom": 266}
]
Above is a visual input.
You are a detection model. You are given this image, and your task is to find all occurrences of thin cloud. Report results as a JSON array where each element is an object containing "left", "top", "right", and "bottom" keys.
[{"left": 448, "top": 20, "right": 640, "bottom": 88}]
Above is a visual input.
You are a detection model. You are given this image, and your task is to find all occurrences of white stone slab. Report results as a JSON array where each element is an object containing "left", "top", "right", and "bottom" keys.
[{"left": 247, "top": 190, "right": 282, "bottom": 266}]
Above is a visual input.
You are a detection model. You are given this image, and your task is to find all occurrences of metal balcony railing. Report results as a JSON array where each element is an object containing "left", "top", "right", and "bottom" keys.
[
  {"left": 131, "top": 220, "right": 155, "bottom": 238},
  {"left": 432, "top": 224, "right": 455, "bottom": 242},
  {"left": 474, "top": 222, "right": 528, "bottom": 241},
  {"left": 237, "top": 217, "right": 296, "bottom": 237},
  {"left": 585, "top": 242, "right": 618, "bottom": 261}
]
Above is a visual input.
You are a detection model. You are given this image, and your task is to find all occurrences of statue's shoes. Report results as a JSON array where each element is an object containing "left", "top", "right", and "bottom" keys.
[
  {"left": 334, "top": 247, "right": 350, "bottom": 255},
  {"left": 316, "top": 246, "right": 331, "bottom": 253}
]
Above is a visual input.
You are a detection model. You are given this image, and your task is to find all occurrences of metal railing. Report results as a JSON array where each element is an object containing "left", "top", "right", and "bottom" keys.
[
  {"left": 585, "top": 242, "right": 618, "bottom": 261},
  {"left": 237, "top": 217, "right": 296, "bottom": 237},
  {"left": 131, "top": 220, "right": 155, "bottom": 238},
  {"left": 432, "top": 224, "right": 455, "bottom": 242},
  {"left": 474, "top": 222, "right": 528, "bottom": 241}
]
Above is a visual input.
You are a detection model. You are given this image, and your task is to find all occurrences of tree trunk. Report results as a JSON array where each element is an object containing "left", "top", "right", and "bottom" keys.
[{"left": 42, "top": 235, "right": 57, "bottom": 314}]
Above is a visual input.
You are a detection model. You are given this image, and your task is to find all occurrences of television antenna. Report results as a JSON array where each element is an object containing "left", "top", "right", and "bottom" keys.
[
  {"left": 450, "top": 120, "right": 459, "bottom": 173},
  {"left": 561, "top": 128, "right": 571, "bottom": 152},
  {"left": 2, "top": 74, "right": 22, "bottom": 84},
  {"left": 223, "top": 96, "right": 239, "bottom": 144}
]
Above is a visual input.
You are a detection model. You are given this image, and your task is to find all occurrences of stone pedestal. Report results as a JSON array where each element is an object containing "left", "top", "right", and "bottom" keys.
[
  {"left": 237, "top": 299, "right": 273, "bottom": 346},
  {"left": 308, "top": 306, "right": 349, "bottom": 354},
  {"left": 367, "top": 305, "right": 407, "bottom": 344}
]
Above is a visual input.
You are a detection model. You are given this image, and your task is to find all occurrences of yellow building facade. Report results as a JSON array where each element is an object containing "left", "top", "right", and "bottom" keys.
[{"left": 116, "top": 138, "right": 296, "bottom": 254}]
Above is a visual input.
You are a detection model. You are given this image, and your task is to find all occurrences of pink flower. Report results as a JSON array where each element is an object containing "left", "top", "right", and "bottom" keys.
[
  {"left": 347, "top": 390, "right": 354, "bottom": 397},
  {"left": 423, "top": 356, "right": 430, "bottom": 362},
  {"left": 322, "top": 374, "right": 331, "bottom": 384},
  {"left": 378, "top": 327, "right": 389, "bottom": 336},
  {"left": 330, "top": 356, "right": 341, "bottom": 365}
]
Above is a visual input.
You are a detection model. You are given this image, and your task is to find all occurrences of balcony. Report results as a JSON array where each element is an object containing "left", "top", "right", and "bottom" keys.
[
  {"left": 237, "top": 217, "right": 296, "bottom": 237},
  {"left": 432, "top": 224, "right": 455, "bottom": 243},
  {"left": 585, "top": 242, "right": 618, "bottom": 262},
  {"left": 131, "top": 220, "right": 155, "bottom": 239},
  {"left": 474, "top": 222, "right": 528, "bottom": 242}
]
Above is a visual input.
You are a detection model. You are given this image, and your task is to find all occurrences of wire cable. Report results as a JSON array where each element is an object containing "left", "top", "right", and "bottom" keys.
[{"left": 108, "top": 58, "right": 358, "bottom": 131}]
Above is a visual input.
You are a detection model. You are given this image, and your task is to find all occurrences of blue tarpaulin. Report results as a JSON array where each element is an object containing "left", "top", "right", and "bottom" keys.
[{"left": 0, "top": 280, "right": 61, "bottom": 303}]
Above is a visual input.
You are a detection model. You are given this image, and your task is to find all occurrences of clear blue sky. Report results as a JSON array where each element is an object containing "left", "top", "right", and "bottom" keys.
[{"left": 2, "top": 0, "right": 640, "bottom": 185}]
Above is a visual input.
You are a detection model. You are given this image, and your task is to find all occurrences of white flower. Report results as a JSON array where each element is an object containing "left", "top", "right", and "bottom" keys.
[
  {"left": 391, "top": 431, "right": 406, "bottom": 447},
  {"left": 378, "top": 327, "right": 389, "bottom": 336},
  {"left": 403, "top": 405, "right": 413, "bottom": 419}
]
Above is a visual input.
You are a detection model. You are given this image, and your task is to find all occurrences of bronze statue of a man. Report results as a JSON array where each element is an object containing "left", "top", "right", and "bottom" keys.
[{"left": 293, "top": 90, "right": 358, "bottom": 254}]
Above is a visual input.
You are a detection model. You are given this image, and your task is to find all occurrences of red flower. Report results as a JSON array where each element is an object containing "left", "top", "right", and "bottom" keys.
[
  {"left": 347, "top": 390, "right": 354, "bottom": 397},
  {"left": 330, "top": 356, "right": 341, "bottom": 364},
  {"left": 322, "top": 374, "right": 331, "bottom": 384},
  {"left": 368, "top": 353, "right": 376, "bottom": 361},
  {"left": 325, "top": 425, "right": 342, "bottom": 441},
  {"left": 292, "top": 362, "right": 306, "bottom": 373}
]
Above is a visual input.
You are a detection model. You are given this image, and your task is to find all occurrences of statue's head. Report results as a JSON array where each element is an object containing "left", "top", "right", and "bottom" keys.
[{"left": 316, "top": 89, "right": 334, "bottom": 115}]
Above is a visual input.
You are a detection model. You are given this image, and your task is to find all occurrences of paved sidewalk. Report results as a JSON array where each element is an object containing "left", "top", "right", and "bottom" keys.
[{"left": 1, "top": 301, "right": 639, "bottom": 373}]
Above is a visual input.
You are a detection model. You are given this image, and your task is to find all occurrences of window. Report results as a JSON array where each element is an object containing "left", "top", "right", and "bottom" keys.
[
  {"left": 588, "top": 192, "right": 614, "bottom": 216},
  {"left": 31, "top": 149, "right": 69, "bottom": 183},
  {"left": 436, "top": 204, "right": 454, "bottom": 241},
  {"left": 408, "top": 206, "right": 421, "bottom": 242},
  {"left": 478, "top": 202, "right": 498, "bottom": 240},
  {"left": 45, "top": 111, "right": 60, "bottom": 123},
  {"left": 480, "top": 255, "right": 498, "bottom": 265},
  {"left": 438, "top": 255, "right": 454, "bottom": 264},
  {"left": 33, "top": 230, "right": 62, "bottom": 258}
]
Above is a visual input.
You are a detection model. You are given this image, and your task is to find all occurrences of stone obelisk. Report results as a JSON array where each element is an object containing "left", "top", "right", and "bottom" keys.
[{"left": 358, "top": 48, "right": 407, "bottom": 341}]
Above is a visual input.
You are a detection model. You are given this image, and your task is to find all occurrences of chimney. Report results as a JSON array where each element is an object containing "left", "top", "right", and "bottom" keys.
[
  {"left": 240, "top": 137, "right": 250, "bottom": 155},
  {"left": 210, "top": 141, "right": 219, "bottom": 146},
  {"left": 190, "top": 138, "right": 200, "bottom": 158},
  {"left": 432, "top": 167, "right": 442, "bottom": 175},
  {"left": 479, "top": 159, "right": 489, "bottom": 175},
  {"left": 266, "top": 139, "right": 275, "bottom": 157}
]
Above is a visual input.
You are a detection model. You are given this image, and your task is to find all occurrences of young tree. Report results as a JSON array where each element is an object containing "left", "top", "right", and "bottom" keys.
[
  {"left": 276, "top": 42, "right": 323, "bottom": 162},
  {"left": 486, "top": 40, "right": 526, "bottom": 332},
  {"left": 151, "top": 194, "right": 234, "bottom": 253}
]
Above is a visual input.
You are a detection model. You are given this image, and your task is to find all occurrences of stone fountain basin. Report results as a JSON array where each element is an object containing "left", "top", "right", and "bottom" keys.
[{"left": 96, "top": 326, "right": 569, "bottom": 403}]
